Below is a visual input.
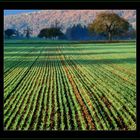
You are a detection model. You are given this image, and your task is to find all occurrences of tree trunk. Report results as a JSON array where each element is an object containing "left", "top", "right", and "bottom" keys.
[{"left": 108, "top": 32, "right": 112, "bottom": 41}]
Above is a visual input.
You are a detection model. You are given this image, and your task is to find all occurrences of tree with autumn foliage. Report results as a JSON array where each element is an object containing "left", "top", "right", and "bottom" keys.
[{"left": 88, "top": 12, "right": 130, "bottom": 41}]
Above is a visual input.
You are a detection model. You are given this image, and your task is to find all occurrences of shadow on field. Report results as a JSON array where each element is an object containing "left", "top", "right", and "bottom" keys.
[
  {"left": 5, "top": 46, "right": 134, "bottom": 50},
  {"left": 4, "top": 44, "right": 135, "bottom": 52},
  {"left": 5, "top": 57, "right": 136, "bottom": 68},
  {"left": 4, "top": 51, "right": 135, "bottom": 57}
]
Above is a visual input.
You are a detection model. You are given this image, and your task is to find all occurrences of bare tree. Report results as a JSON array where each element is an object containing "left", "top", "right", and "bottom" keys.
[{"left": 24, "top": 26, "right": 33, "bottom": 39}]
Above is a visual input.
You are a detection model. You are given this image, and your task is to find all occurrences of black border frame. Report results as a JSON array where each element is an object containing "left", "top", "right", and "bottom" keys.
[
  {"left": 1, "top": 2, "right": 140, "bottom": 139},
  {"left": 1, "top": 0, "right": 140, "bottom": 3}
]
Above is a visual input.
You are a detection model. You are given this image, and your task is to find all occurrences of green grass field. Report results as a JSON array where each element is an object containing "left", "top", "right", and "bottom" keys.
[{"left": 4, "top": 41, "right": 136, "bottom": 130}]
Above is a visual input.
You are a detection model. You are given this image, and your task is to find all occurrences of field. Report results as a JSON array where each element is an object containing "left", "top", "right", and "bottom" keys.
[{"left": 4, "top": 41, "right": 136, "bottom": 130}]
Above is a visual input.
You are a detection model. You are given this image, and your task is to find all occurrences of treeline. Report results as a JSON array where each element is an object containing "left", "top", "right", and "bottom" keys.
[{"left": 4, "top": 12, "right": 136, "bottom": 41}]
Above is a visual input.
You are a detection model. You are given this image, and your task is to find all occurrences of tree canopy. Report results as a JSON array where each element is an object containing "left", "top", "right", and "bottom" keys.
[
  {"left": 66, "top": 24, "right": 88, "bottom": 40},
  {"left": 4, "top": 29, "right": 17, "bottom": 38},
  {"left": 38, "top": 27, "right": 63, "bottom": 39},
  {"left": 38, "top": 20, "right": 64, "bottom": 39},
  {"left": 88, "top": 12, "right": 130, "bottom": 41}
]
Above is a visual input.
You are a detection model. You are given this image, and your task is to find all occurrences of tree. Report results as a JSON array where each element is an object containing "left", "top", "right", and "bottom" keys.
[
  {"left": 88, "top": 11, "right": 130, "bottom": 41},
  {"left": 38, "top": 27, "right": 63, "bottom": 39},
  {"left": 49, "top": 20, "right": 64, "bottom": 39},
  {"left": 4, "top": 29, "right": 17, "bottom": 39},
  {"left": 38, "top": 28, "right": 50, "bottom": 39},
  {"left": 24, "top": 26, "right": 33, "bottom": 39},
  {"left": 38, "top": 20, "right": 64, "bottom": 40},
  {"left": 65, "top": 24, "right": 89, "bottom": 40},
  {"left": 122, "top": 28, "right": 136, "bottom": 39},
  {"left": 50, "top": 27, "right": 64, "bottom": 39}
]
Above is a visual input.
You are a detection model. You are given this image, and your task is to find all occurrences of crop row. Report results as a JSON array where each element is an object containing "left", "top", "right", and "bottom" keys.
[{"left": 4, "top": 43, "right": 136, "bottom": 130}]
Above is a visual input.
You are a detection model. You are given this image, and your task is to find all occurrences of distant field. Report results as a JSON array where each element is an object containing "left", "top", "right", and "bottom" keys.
[{"left": 4, "top": 41, "right": 136, "bottom": 130}]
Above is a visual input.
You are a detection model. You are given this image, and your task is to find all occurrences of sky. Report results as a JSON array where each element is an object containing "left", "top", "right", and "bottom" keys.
[{"left": 4, "top": 10, "right": 40, "bottom": 16}]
